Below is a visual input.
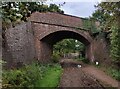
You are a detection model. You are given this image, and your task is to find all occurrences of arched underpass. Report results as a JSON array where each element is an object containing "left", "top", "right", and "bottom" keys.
[
  {"left": 35, "top": 28, "right": 109, "bottom": 88},
  {"left": 37, "top": 29, "right": 94, "bottom": 63},
  {"left": 39, "top": 31, "right": 118, "bottom": 88},
  {"left": 39, "top": 31, "right": 113, "bottom": 88},
  {"left": 29, "top": 12, "right": 95, "bottom": 63}
]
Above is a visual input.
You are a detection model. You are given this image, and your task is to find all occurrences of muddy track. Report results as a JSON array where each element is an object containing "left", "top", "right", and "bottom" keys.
[
  {"left": 59, "top": 67, "right": 105, "bottom": 88},
  {"left": 58, "top": 59, "right": 119, "bottom": 88}
]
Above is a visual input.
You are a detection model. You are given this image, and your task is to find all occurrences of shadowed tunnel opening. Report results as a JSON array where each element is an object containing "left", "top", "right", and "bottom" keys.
[
  {"left": 38, "top": 30, "right": 93, "bottom": 63},
  {"left": 41, "top": 30, "right": 90, "bottom": 46}
]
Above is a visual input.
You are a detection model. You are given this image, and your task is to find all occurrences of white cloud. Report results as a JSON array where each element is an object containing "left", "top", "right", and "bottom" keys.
[
  {"left": 60, "top": 2, "right": 97, "bottom": 18},
  {"left": 46, "top": 1, "right": 98, "bottom": 18}
]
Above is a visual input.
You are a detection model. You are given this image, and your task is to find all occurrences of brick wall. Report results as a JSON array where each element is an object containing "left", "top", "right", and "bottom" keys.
[
  {"left": 29, "top": 12, "right": 83, "bottom": 29},
  {"left": 3, "top": 22, "right": 36, "bottom": 68},
  {"left": 92, "top": 33, "right": 111, "bottom": 66}
]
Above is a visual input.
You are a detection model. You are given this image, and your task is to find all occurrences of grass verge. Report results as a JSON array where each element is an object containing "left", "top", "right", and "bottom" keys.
[
  {"left": 91, "top": 63, "right": 120, "bottom": 81},
  {"left": 35, "top": 64, "right": 63, "bottom": 87},
  {"left": 106, "top": 67, "right": 120, "bottom": 81},
  {"left": 2, "top": 63, "right": 63, "bottom": 88}
]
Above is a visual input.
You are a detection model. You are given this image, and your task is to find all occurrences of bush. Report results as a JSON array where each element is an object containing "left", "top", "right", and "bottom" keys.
[
  {"left": 110, "top": 25, "right": 120, "bottom": 64},
  {"left": 76, "top": 57, "right": 89, "bottom": 64},
  {"left": 107, "top": 68, "right": 120, "bottom": 81},
  {"left": 2, "top": 63, "right": 43, "bottom": 88},
  {"left": 51, "top": 52, "right": 60, "bottom": 63},
  {"left": 2, "top": 63, "right": 63, "bottom": 88}
]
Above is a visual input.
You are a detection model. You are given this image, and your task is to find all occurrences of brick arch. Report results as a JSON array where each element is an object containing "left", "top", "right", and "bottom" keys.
[
  {"left": 30, "top": 12, "right": 95, "bottom": 63},
  {"left": 40, "top": 29, "right": 93, "bottom": 46},
  {"left": 33, "top": 24, "right": 94, "bottom": 63},
  {"left": 37, "top": 28, "right": 94, "bottom": 62}
]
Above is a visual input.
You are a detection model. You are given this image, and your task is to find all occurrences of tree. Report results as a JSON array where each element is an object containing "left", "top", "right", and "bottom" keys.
[
  {"left": 53, "top": 39, "right": 85, "bottom": 57},
  {"left": 91, "top": 2, "right": 120, "bottom": 64},
  {"left": 48, "top": 4, "right": 64, "bottom": 14},
  {"left": 2, "top": 2, "right": 64, "bottom": 30},
  {"left": 91, "top": 2, "right": 120, "bottom": 31}
]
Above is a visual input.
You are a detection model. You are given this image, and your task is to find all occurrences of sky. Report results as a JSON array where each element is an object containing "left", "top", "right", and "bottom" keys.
[{"left": 46, "top": 0, "right": 100, "bottom": 18}]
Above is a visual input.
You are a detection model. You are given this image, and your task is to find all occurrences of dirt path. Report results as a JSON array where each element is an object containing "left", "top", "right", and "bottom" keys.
[
  {"left": 59, "top": 59, "right": 119, "bottom": 88},
  {"left": 82, "top": 65, "right": 119, "bottom": 87},
  {"left": 59, "top": 67, "right": 104, "bottom": 88}
]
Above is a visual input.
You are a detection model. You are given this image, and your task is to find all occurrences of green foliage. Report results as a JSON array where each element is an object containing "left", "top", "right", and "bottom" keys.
[
  {"left": 0, "top": 59, "right": 7, "bottom": 65},
  {"left": 107, "top": 67, "right": 120, "bottom": 81},
  {"left": 2, "top": 63, "right": 63, "bottom": 88},
  {"left": 82, "top": 18, "right": 99, "bottom": 33},
  {"left": 36, "top": 64, "right": 62, "bottom": 87},
  {"left": 2, "top": 2, "right": 64, "bottom": 30},
  {"left": 53, "top": 39, "right": 85, "bottom": 57},
  {"left": 91, "top": 9, "right": 112, "bottom": 31},
  {"left": 78, "top": 57, "right": 89, "bottom": 64},
  {"left": 91, "top": 2, "right": 120, "bottom": 31},
  {"left": 92, "top": 2, "right": 120, "bottom": 64},
  {"left": 51, "top": 51, "right": 61, "bottom": 63},
  {"left": 48, "top": 4, "right": 64, "bottom": 14},
  {"left": 110, "top": 25, "right": 120, "bottom": 63},
  {"left": 2, "top": 63, "right": 42, "bottom": 88}
]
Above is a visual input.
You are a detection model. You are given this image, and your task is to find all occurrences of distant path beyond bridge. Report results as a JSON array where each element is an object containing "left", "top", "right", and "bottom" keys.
[{"left": 59, "top": 59, "right": 119, "bottom": 88}]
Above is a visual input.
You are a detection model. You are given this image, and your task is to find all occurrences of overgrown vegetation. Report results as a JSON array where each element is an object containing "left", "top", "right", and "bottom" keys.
[
  {"left": 2, "top": 63, "right": 63, "bottom": 88},
  {"left": 36, "top": 64, "right": 62, "bottom": 87},
  {"left": 91, "top": 2, "right": 120, "bottom": 81},
  {"left": 52, "top": 39, "right": 86, "bottom": 63},
  {"left": 107, "top": 67, "right": 120, "bottom": 81},
  {"left": 79, "top": 57, "right": 89, "bottom": 64},
  {"left": 51, "top": 51, "right": 61, "bottom": 63},
  {"left": 110, "top": 24, "right": 120, "bottom": 65},
  {"left": 2, "top": 2, "right": 64, "bottom": 30},
  {"left": 52, "top": 39, "right": 85, "bottom": 60},
  {"left": 91, "top": 62, "right": 120, "bottom": 81},
  {"left": 92, "top": 2, "right": 120, "bottom": 65},
  {"left": 82, "top": 18, "right": 100, "bottom": 33},
  {"left": 53, "top": 39, "right": 84, "bottom": 54}
]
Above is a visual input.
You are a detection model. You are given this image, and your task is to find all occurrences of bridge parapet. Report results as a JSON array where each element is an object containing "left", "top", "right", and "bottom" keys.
[{"left": 28, "top": 12, "right": 99, "bottom": 32}]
